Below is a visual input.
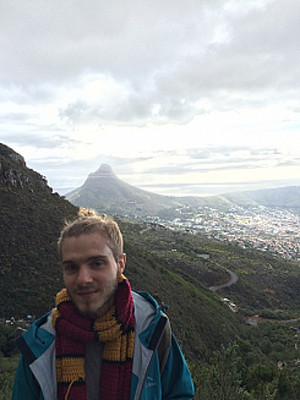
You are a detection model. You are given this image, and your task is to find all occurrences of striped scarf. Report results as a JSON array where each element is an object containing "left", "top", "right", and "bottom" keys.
[{"left": 52, "top": 274, "right": 135, "bottom": 400}]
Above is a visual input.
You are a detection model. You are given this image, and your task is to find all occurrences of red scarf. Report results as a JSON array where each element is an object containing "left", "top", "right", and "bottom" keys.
[{"left": 52, "top": 274, "right": 135, "bottom": 400}]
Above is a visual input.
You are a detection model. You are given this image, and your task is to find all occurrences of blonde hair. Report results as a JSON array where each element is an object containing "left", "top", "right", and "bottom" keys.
[{"left": 58, "top": 208, "right": 123, "bottom": 262}]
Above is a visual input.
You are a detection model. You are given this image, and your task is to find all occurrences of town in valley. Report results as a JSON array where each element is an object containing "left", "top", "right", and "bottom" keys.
[{"left": 146, "top": 205, "right": 300, "bottom": 261}]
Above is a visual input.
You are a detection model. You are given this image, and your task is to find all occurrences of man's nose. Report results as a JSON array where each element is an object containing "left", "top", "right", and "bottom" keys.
[{"left": 76, "top": 265, "right": 93, "bottom": 285}]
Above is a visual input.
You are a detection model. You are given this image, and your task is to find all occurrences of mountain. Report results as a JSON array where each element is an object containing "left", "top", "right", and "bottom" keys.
[
  {"left": 65, "top": 164, "right": 234, "bottom": 218},
  {"left": 65, "top": 164, "right": 186, "bottom": 219}
]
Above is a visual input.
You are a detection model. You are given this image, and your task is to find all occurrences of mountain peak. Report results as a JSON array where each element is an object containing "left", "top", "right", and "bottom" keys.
[
  {"left": 88, "top": 164, "right": 117, "bottom": 179},
  {"left": 0, "top": 143, "right": 26, "bottom": 167},
  {"left": 0, "top": 142, "right": 48, "bottom": 190}
]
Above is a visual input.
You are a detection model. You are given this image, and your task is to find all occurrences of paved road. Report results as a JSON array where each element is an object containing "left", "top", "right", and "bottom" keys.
[{"left": 209, "top": 268, "right": 239, "bottom": 292}]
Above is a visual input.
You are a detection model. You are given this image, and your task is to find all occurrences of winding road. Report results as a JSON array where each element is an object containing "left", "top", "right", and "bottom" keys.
[{"left": 209, "top": 268, "right": 239, "bottom": 292}]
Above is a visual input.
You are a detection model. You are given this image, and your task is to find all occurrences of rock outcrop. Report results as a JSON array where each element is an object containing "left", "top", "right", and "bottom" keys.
[{"left": 0, "top": 143, "right": 48, "bottom": 191}]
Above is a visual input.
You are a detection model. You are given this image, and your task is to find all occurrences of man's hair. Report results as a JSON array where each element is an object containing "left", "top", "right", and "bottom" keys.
[{"left": 58, "top": 208, "right": 123, "bottom": 262}]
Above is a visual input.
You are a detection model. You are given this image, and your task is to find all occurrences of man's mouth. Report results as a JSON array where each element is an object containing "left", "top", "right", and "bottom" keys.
[{"left": 76, "top": 290, "right": 97, "bottom": 299}]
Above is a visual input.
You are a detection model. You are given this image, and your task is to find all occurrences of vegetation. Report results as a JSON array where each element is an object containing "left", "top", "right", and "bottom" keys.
[
  {"left": 119, "top": 219, "right": 300, "bottom": 318},
  {"left": 0, "top": 355, "right": 18, "bottom": 400},
  {"left": 0, "top": 320, "right": 24, "bottom": 399},
  {"left": 191, "top": 338, "right": 300, "bottom": 400},
  {"left": 0, "top": 144, "right": 78, "bottom": 317}
]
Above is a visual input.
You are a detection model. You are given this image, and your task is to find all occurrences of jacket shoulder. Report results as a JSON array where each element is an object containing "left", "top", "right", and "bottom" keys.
[
  {"left": 132, "top": 291, "right": 159, "bottom": 334},
  {"left": 17, "top": 311, "right": 55, "bottom": 362}
]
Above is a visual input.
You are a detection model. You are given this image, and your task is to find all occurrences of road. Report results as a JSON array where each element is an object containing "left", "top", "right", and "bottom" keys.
[{"left": 209, "top": 268, "right": 239, "bottom": 292}]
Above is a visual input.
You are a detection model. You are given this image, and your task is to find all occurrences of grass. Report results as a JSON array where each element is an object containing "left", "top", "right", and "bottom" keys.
[{"left": 0, "top": 355, "right": 18, "bottom": 399}]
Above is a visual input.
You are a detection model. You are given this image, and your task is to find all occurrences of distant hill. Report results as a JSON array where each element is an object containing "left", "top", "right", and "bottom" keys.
[
  {"left": 223, "top": 186, "right": 300, "bottom": 214},
  {"left": 66, "top": 163, "right": 300, "bottom": 218}
]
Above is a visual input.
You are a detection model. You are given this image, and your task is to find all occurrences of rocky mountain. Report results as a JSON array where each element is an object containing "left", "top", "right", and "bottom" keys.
[
  {"left": 65, "top": 164, "right": 238, "bottom": 218},
  {"left": 65, "top": 164, "right": 188, "bottom": 219}
]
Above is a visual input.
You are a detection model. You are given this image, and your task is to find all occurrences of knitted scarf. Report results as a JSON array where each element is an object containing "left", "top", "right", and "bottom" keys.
[{"left": 52, "top": 274, "right": 135, "bottom": 400}]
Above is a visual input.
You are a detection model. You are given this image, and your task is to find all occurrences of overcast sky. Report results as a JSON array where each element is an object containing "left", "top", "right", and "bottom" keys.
[{"left": 1, "top": 0, "right": 299, "bottom": 196}]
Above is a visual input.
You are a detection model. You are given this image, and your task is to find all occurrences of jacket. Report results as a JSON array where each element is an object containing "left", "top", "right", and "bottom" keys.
[{"left": 11, "top": 291, "right": 194, "bottom": 399}]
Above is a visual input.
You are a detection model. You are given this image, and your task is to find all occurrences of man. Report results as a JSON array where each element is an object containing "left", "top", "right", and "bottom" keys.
[{"left": 12, "top": 209, "right": 194, "bottom": 399}]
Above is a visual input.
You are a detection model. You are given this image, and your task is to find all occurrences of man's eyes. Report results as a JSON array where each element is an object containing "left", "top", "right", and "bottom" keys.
[
  {"left": 63, "top": 264, "right": 77, "bottom": 273},
  {"left": 63, "top": 259, "right": 106, "bottom": 273},
  {"left": 90, "top": 259, "right": 105, "bottom": 269}
]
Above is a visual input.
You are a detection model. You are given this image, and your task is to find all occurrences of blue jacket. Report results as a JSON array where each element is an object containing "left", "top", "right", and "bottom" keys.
[{"left": 11, "top": 292, "right": 194, "bottom": 399}]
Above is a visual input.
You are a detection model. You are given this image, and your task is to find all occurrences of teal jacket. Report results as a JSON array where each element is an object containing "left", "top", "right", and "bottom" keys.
[{"left": 11, "top": 292, "right": 194, "bottom": 399}]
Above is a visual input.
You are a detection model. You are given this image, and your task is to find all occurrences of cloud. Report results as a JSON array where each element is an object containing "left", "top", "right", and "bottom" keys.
[
  {"left": 0, "top": 131, "right": 77, "bottom": 154},
  {"left": 0, "top": 1, "right": 299, "bottom": 196},
  {"left": 2, "top": 0, "right": 300, "bottom": 123}
]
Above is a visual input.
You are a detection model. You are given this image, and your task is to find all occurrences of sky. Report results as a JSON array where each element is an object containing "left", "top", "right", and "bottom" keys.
[{"left": 1, "top": 0, "right": 300, "bottom": 197}]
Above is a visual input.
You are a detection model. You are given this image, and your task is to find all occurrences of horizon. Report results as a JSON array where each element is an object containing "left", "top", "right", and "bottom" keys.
[{"left": 53, "top": 162, "right": 300, "bottom": 198}]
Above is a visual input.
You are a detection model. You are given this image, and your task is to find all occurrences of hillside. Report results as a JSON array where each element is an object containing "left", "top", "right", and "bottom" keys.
[
  {"left": 122, "top": 220, "right": 300, "bottom": 319},
  {"left": 0, "top": 143, "right": 78, "bottom": 316}
]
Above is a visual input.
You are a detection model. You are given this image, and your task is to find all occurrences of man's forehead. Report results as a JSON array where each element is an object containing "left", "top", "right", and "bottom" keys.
[{"left": 61, "top": 233, "right": 113, "bottom": 257}]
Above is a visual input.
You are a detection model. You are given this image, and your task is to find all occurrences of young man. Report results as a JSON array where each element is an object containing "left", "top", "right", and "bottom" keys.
[{"left": 11, "top": 209, "right": 194, "bottom": 399}]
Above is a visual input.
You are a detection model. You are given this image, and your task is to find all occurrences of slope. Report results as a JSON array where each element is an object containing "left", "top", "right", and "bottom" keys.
[{"left": 0, "top": 143, "right": 78, "bottom": 317}]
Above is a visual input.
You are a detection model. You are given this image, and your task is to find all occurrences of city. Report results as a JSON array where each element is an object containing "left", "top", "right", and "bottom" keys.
[{"left": 147, "top": 205, "right": 300, "bottom": 261}]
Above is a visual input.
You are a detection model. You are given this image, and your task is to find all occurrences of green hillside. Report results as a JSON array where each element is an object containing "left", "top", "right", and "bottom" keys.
[
  {"left": 0, "top": 143, "right": 78, "bottom": 317},
  {"left": 122, "top": 220, "right": 300, "bottom": 319}
]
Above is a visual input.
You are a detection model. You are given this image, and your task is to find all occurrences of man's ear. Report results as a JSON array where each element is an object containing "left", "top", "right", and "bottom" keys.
[{"left": 118, "top": 253, "right": 126, "bottom": 275}]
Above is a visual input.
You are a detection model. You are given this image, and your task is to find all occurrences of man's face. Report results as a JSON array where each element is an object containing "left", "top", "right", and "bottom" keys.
[{"left": 61, "top": 232, "right": 125, "bottom": 319}]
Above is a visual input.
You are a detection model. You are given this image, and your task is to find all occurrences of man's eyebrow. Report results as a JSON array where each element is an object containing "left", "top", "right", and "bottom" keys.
[
  {"left": 62, "top": 260, "right": 75, "bottom": 265},
  {"left": 87, "top": 255, "right": 108, "bottom": 261},
  {"left": 62, "top": 255, "right": 108, "bottom": 264}
]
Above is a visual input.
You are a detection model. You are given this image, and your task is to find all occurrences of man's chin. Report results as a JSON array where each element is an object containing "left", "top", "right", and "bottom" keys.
[
  {"left": 76, "top": 300, "right": 113, "bottom": 320},
  {"left": 74, "top": 302, "right": 98, "bottom": 319}
]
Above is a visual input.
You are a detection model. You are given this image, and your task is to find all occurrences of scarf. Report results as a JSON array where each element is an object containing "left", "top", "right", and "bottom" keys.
[{"left": 52, "top": 274, "right": 135, "bottom": 400}]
